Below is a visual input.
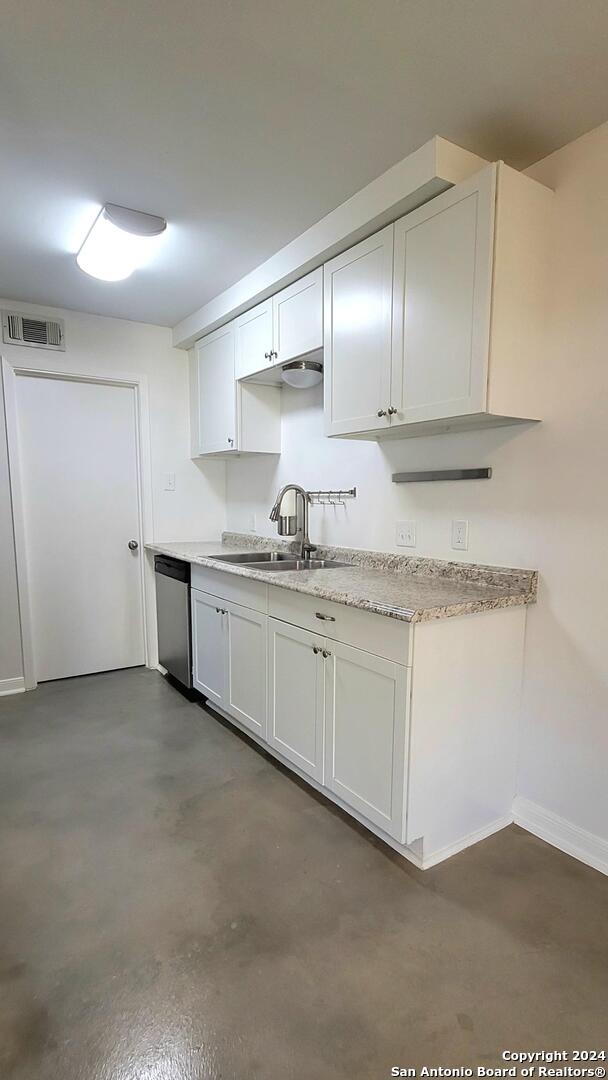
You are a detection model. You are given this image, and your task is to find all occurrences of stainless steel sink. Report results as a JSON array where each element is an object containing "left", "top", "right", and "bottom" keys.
[
  {"left": 211, "top": 551, "right": 294, "bottom": 564},
  {"left": 211, "top": 552, "right": 349, "bottom": 571},
  {"left": 251, "top": 558, "right": 349, "bottom": 571}
]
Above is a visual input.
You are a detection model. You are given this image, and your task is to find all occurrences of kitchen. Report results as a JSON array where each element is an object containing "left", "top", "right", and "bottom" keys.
[{"left": 1, "top": 3, "right": 607, "bottom": 1077}]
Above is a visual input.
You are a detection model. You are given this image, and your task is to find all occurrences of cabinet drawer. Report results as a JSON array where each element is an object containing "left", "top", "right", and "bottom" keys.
[
  {"left": 191, "top": 565, "right": 268, "bottom": 612},
  {"left": 268, "top": 586, "right": 409, "bottom": 665}
]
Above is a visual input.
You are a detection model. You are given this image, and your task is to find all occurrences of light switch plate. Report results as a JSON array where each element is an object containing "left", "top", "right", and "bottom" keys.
[
  {"left": 164, "top": 472, "right": 176, "bottom": 491},
  {"left": 396, "top": 521, "right": 417, "bottom": 548},
  {"left": 451, "top": 519, "right": 469, "bottom": 550}
]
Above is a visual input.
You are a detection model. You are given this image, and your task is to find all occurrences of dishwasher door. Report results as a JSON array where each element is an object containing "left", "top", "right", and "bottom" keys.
[{"left": 155, "top": 556, "right": 192, "bottom": 689}]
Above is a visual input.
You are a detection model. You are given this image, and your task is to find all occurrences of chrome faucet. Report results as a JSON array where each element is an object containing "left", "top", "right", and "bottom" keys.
[{"left": 269, "top": 484, "right": 317, "bottom": 559}]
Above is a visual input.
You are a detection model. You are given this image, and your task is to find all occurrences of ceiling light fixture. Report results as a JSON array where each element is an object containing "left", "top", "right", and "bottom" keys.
[
  {"left": 76, "top": 204, "right": 167, "bottom": 281},
  {"left": 280, "top": 359, "right": 323, "bottom": 389}
]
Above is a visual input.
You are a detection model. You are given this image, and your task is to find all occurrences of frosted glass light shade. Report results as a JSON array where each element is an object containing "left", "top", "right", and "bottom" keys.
[
  {"left": 280, "top": 360, "right": 323, "bottom": 388},
  {"left": 76, "top": 204, "right": 166, "bottom": 281}
]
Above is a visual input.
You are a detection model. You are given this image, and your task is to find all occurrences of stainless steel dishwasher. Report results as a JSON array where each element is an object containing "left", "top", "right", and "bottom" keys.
[{"left": 154, "top": 555, "right": 192, "bottom": 691}]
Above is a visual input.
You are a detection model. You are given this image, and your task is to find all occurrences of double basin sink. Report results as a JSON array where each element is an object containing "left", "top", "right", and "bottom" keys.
[{"left": 211, "top": 551, "right": 349, "bottom": 573}]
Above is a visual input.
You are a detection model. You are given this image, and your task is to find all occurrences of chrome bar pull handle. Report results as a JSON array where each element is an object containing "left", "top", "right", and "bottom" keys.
[{"left": 315, "top": 613, "right": 336, "bottom": 622}]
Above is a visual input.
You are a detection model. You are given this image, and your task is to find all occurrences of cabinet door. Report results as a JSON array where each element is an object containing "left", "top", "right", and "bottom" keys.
[
  {"left": 225, "top": 600, "right": 267, "bottom": 739},
  {"left": 323, "top": 226, "right": 393, "bottom": 435},
  {"left": 235, "top": 299, "right": 273, "bottom": 379},
  {"left": 272, "top": 269, "right": 323, "bottom": 366},
  {"left": 267, "top": 618, "right": 325, "bottom": 782},
  {"left": 324, "top": 641, "right": 408, "bottom": 841},
  {"left": 197, "top": 323, "right": 237, "bottom": 454},
  {"left": 391, "top": 165, "right": 495, "bottom": 425},
  {"left": 191, "top": 589, "right": 226, "bottom": 706}
]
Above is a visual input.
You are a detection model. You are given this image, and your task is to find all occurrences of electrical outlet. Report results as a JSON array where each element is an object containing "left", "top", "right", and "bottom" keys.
[
  {"left": 248, "top": 513, "right": 257, "bottom": 532},
  {"left": 396, "top": 520, "right": 416, "bottom": 548},
  {"left": 164, "top": 472, "right": 176, "bottom": 491},
  {"left": 451, "top": 519, "right": 469, "bottom": 551}
]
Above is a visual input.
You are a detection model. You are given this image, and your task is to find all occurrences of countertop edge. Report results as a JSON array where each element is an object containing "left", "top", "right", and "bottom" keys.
[{"left": 146, "top": 541, "right": 536, "bottom": 624}]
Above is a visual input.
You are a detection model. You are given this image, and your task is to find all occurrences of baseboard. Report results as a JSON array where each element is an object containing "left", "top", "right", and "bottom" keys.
[
  {"left": 513, "top": 796, "right": 608, "bottom": 877},
  {"left": 0, "top": 676, "right": 25, "bottom": 697},
  {"left": 420, "top": 814, "right": 513, "bottom": 870}
]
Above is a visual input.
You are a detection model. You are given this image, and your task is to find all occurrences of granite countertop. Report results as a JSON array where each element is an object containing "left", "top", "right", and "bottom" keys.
[{"left": 146, "top": 532, "right": 537, "bottom": 624}]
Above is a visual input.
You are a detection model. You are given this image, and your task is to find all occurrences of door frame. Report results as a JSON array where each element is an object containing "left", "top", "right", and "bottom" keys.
[{"left": 1, "top": 357, "right": 154, "bottom": 690}]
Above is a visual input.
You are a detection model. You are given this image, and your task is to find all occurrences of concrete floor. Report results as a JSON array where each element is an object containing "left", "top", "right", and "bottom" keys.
[{"left": 0, "top": 669, "right": 607, "bottom": 1080}]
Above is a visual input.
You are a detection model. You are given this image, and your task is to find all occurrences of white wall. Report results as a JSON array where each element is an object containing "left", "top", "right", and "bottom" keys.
[
  {"left": 226, "top": 121, "right": 608, "bottom": 848},
  {"left": 0, "top": 301, "right": 226, "bottom": 685},
  {"left": 0, "top": 389, "right": 23, "bottom": 686}
]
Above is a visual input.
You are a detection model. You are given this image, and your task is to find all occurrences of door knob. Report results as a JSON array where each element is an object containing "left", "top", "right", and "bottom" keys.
[
  {"left": 128, "top": 539, "right": 139, "bottom": 551},
  {"left": 387, "top": 406, "right": 398, "bottom": 416},
  {"left": 377, "top": 409, "right": 387, "bottom": 418}
]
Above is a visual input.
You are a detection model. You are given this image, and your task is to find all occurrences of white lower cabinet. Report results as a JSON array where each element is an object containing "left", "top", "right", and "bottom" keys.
[
  {"left": 267, "top": 618, "right": 325, "bottom": 782},
  {"left": 189, "top": 577, "right": 524, "bottom": 868},
  {"left": 191, "top": 592, "right": 408, "bottom": 837},
  {"left": 267, "top": 618, "right": 409, "bottom": 837},
  {"left": 324, "top": 641, "right": 408, "bottom": 842},
  {"left": 192, "top": 590, "right": 226, "bottom": 706},
  {"left": 224, "top": 599, "right": 267, "bottom": 739},
  {"left": 191, "top": 588, "right": 267, "bottom": 738}
]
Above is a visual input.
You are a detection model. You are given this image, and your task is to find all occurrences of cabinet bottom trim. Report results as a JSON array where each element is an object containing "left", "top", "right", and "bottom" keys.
[
  {"left": 416, "top": 814, "right": 513, "bottom": 870},
  {"left": 200, "top": 698, "right": 511, "bottom": 871}
]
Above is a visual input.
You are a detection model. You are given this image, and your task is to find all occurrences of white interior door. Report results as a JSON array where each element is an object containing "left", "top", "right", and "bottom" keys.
[{"left": 14, "top": 373, "right": 145, "bottom": 682}]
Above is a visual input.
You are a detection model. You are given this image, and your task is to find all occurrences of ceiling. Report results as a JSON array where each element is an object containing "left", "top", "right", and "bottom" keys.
[{"left": 1, "top": 0, "right": 607, "bottom": 329}]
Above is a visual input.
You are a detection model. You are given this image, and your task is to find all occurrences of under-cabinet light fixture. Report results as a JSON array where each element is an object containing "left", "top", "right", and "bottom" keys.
[
  {"left": 280, "top": 359, "right": 323, "bottom": 389},
  {"left": 76, "top": 204, "right": 167, "bottom": 281}
]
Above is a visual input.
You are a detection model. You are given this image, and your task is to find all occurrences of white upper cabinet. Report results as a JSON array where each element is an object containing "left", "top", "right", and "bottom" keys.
[
  {"left": 390, "top": 167, "right": 494, "bottom": 424},
  {"left": 193, "top": 161, "right": 551, "bottom": 450},
  {"left": 196, "top": 323, "right": 237, "bottom": 454},
  {"left": 194, "top": 320, "right": 281, "bottom": 457},
  {"left": 323, "top": 162, "right": 552, "bottom": 439},
  {"left": 323, "top": 225, "right": 394, "bottom": 436},
  {"left": 236, "top": 270, "right": 323, "bottom": 380},
  {"left": 272, "top": 268, "right": 323, "bottom": 366},
  {"left": 235, "top": 299, "right": 273, "bottom": 379}
]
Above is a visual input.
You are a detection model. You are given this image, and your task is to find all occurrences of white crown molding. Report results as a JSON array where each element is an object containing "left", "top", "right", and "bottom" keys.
[{"left": 172, "top": 136, "right": 486, "bottom": 348}]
